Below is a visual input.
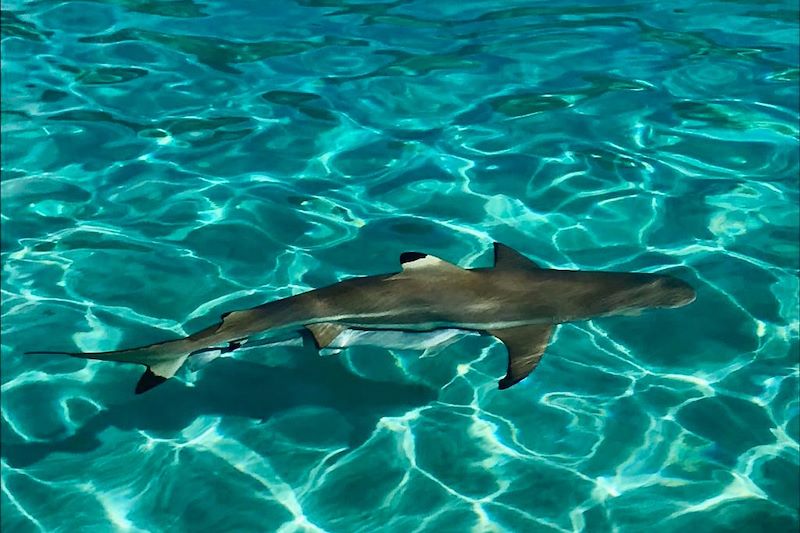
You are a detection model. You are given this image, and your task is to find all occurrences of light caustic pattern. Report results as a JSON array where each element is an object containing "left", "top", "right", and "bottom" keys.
[{"left": 1, "top": 0, "right": 798, "bottom": 531}]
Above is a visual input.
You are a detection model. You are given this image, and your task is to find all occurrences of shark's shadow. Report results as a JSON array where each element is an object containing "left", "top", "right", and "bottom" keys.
[{"left": 2, "top": 347, "right": 437, "bottom": 468}]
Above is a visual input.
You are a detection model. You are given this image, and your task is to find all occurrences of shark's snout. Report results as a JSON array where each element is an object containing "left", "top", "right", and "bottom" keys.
[{"left": 654, "top": 276, "right": 696, "bottom": 308}]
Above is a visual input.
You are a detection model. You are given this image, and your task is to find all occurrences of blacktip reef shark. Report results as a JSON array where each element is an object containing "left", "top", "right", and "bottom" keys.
[{"left": 28, "top": 243, "right": 696, "bottom": 394}]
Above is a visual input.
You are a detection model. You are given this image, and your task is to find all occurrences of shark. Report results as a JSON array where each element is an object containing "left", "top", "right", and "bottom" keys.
[{"left": 28, "top": 243, "right": 696, "bottom": 394}]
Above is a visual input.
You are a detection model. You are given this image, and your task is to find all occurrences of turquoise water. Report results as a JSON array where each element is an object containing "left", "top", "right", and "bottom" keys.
[{"left": 2, "top": 0, "right": 799, "bottom": 531}]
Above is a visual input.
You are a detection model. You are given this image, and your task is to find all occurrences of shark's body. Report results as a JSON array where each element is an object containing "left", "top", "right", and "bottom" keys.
[{"left": 30, "top": 243, "right": 696, "bottom": 393}]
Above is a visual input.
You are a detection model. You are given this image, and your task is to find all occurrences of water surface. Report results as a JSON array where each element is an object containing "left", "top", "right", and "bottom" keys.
[{"left": 2, "top": 0, "right": 798, "bottom": 531}]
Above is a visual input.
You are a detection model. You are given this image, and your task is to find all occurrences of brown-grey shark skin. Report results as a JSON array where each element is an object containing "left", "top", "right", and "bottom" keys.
[{"left": 27, "top": 243, "right": 696, "bottom": 394}]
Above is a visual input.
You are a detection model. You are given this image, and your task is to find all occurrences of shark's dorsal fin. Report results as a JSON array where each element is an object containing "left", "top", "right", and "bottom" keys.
[
  {"left": 493, "top": 243, "right": 540, "bottom": 270},
  {"left": 399, "top": 252, "right": 461, "bottom": 272},
  {"left": 306, "top": 323, "right": 347, "bottom": 348},
  {"left": 490, "top": 324, "right": 553, "bottom": 389}
]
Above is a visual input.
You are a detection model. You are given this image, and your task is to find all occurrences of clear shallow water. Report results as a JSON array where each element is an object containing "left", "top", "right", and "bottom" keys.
[{"left": 1, "top": 0, "right": 798, "bottom": 531}]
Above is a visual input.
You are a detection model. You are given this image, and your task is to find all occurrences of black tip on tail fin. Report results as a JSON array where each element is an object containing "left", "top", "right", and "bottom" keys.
[{"left": 135, "top": 368, "right": 167, "bottom": 395}]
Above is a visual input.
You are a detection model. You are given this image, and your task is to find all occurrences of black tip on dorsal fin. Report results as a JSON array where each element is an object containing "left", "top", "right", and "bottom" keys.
[
  {"left": 398, "top": 251, "right": 463, "bottom": 273},
  {"left": 135, "top": 368, "right": 167, "bottom": 395},
  {"left": 400, "top": 252, "right": 427, "bottom": 264},
  {"left": 493, "top": 243, "right": 540, "bottom": 270}
]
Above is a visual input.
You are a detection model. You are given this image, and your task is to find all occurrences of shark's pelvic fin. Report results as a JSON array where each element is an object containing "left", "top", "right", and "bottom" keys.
[
  {"left": 187, "top": 349, "right": 224, "bottom": 373},
  {"left": 186, "top": 338, "right": 248, "bottom": 373},
  {"left": 493, "top": 242, "right": 541, "bottom": 270},
  {"left": 490, "top": 324, "right": 553, "bottom": 390},
  {"left": 306, "top": 323, "right": 347, "bottom": 348}
]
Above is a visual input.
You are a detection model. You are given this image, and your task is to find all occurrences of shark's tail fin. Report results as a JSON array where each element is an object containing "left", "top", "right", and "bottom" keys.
[{"left": 26, "top": 338, "right": 195, "bottom": 394}]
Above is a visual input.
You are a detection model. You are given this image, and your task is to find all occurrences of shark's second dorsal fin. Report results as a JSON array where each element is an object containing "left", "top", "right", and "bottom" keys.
[
  {"left": 493, "top": 243, "right": 540, "bottom": 270},
  {"left": 399, "top": 252, "right": 462, "bottom": 272}
]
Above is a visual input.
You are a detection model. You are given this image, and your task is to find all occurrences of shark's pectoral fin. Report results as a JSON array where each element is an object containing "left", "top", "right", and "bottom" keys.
[
  {"left": 306, "top": 323, "right": 347, "bottom": 349},
  {"left": 490, "top": 324, "right": 553, "bottom": 390}
]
